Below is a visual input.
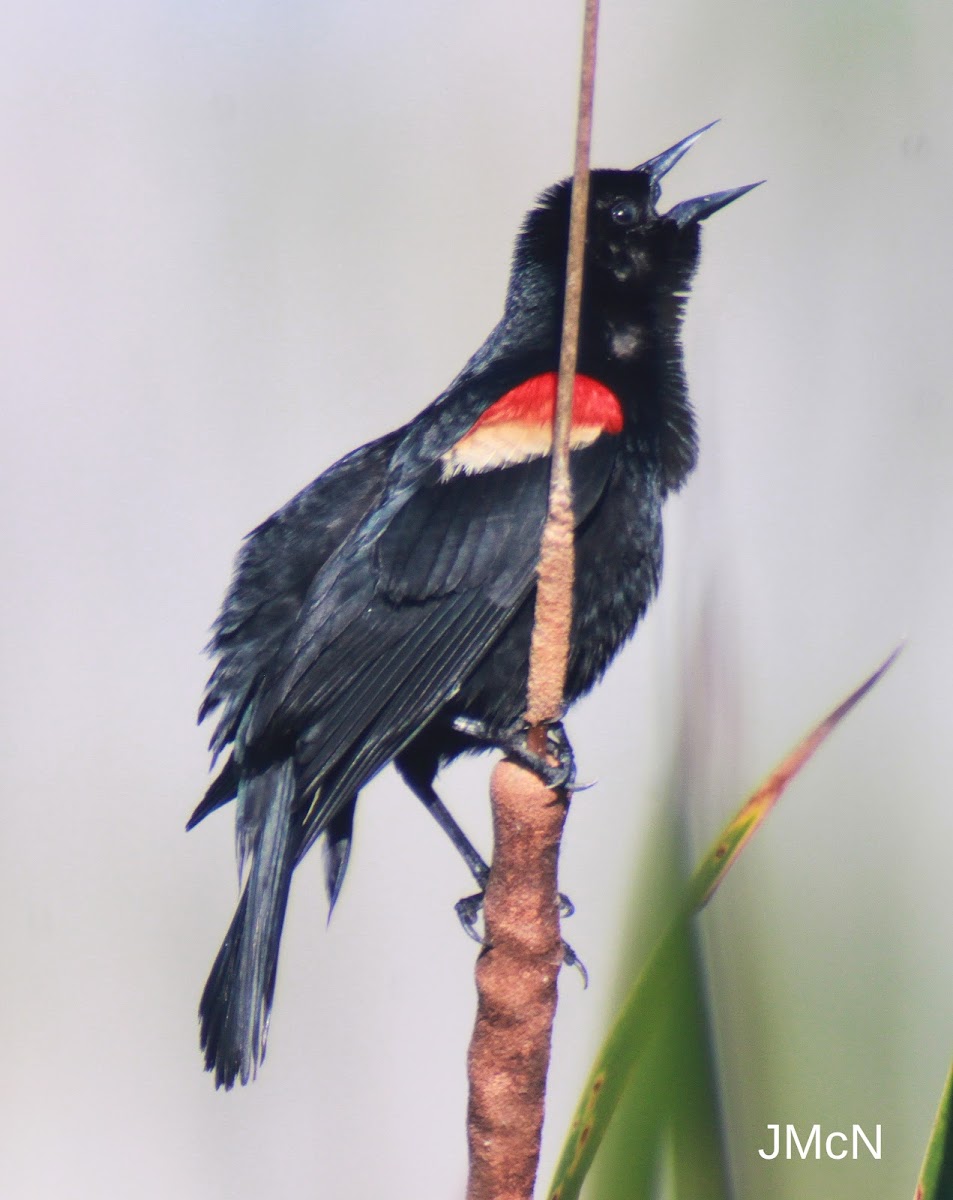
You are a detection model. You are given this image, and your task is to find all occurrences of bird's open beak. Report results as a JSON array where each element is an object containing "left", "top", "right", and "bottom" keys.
[
  {"left": 636, "top": 122, "right": 763, "bottom": 227},
  {"left": 665, "top": 181, "right": 764, "bottom": 227},
  {"left": 636, "top": 119, "right": 720, "bottom": 184}
]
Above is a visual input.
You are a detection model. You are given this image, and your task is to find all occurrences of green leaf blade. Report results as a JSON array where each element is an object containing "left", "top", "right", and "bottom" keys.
[
  {"left": 547, "top": 649, "right": 901, "bottom": 1200},
  {"left": 915, "top": 1058, "right": 953, "bottom": 1200}
]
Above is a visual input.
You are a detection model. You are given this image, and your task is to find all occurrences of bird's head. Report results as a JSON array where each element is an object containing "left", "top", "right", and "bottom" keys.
[{"left": 513, "top": 121, "right": 761, "bottom": 309}]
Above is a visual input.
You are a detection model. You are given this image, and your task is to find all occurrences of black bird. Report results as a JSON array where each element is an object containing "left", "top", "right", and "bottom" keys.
[{"left": 191, "top": 123, "right": 759, "bottom": 1088}]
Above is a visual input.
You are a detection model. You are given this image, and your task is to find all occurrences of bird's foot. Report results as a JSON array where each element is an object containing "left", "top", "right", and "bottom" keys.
[
  {"left": 455, "top": 891, "right": 488, "bottom": 944},
  {"left": 453, "top": 890, "right": 586, "bottom": 985},
  {"left": 455, "top": 888, "right": 574, "bottom": 937},
  {"left": 452, "top": 715, "right": 578, "bottom": 791},
  {"left": 561, "top": 940, "right": 589, "bottom": 988}
]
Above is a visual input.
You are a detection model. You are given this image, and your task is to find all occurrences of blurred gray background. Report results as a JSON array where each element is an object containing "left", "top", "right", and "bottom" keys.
[{"left": 2, "top": 1, "right": 950, "bottom": 1197}]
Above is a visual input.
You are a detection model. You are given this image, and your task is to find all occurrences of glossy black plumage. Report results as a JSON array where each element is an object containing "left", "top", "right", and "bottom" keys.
[{"left": 192, "top": 127, "right": 757, "bottom": 1088}]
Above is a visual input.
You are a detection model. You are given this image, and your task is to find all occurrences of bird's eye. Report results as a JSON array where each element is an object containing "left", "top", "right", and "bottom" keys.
[{"left": 610, "top": 198, "right": 639, "bottom": 226}]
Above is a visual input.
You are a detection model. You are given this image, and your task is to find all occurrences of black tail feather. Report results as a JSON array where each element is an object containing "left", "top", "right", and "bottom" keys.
[
  {"left": 187, "top": 755, "right": 239, "bottom": 831},
  {"left": 322, "top": 799, "right": 356, "bottom": 919},
  {"left": 198, "top": 759, "right": 297, "bottom": 1088}
]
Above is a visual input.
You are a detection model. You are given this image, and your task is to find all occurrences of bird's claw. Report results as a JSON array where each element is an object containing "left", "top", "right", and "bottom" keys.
[
  {"left": 450, "top": 716, "right": 583, "bottom": 972},
  {"left": 455, "top": 889, "right": 575, "bottom": 940},
  {"left": 561, "top": 939, "right": 589, "bottom": 988},
  {"left": 454, "top": 889, "right": 583, "bottom": 986},
  {"left": 454, "top": 893, "right": 487, "bottom": 945},
  {"left": 568, "top": 777, "right": 597, "bottom": 794},
  {"left": 452, "top": 715, "right": 579, "bottom": 791}
]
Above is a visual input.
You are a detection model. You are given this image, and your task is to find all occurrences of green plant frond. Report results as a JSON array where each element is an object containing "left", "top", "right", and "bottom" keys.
[
  {"left": 914, "top": 1058, "right": 953, "bottom": 1200},
  {"left": 547, "top": 648, "right": 901, "bottom": 1200}
]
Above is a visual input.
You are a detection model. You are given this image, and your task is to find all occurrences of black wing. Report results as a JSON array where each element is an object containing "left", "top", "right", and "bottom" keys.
[
  {"left": 190, "top": 429, "right": 400, "bottom": 825},
  {"left": 238, "top": 436, "right": 619, "bottom": 860}
]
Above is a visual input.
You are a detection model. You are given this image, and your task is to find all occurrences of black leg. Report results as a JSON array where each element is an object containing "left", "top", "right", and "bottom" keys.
[
  {"left": 396, "top": 759, "right": 491, "bottom": 944},
  {"left": 396, "top": 748, "right": 581, "bottom": 976},
  {"left": 397, "top": 764, "right": 490, "bottom": 891}
]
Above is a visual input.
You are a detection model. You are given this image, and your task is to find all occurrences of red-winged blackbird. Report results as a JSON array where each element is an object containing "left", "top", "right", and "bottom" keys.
[{"left": 191, "top": 123, "right": 759, "bottom": 1088}]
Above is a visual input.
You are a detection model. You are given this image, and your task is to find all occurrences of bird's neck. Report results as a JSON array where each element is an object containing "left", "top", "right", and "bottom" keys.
[{"left": 496, "top": 262, "right": 697, "bottom": 493}]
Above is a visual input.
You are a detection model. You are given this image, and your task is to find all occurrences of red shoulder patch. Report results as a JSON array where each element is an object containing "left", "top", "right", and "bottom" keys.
[
  {"left": 441, "top": 373, "right": 623, "bottom": 478},
  {"left": 471, "top": 372, "right": 623, "bottom": 434}
]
